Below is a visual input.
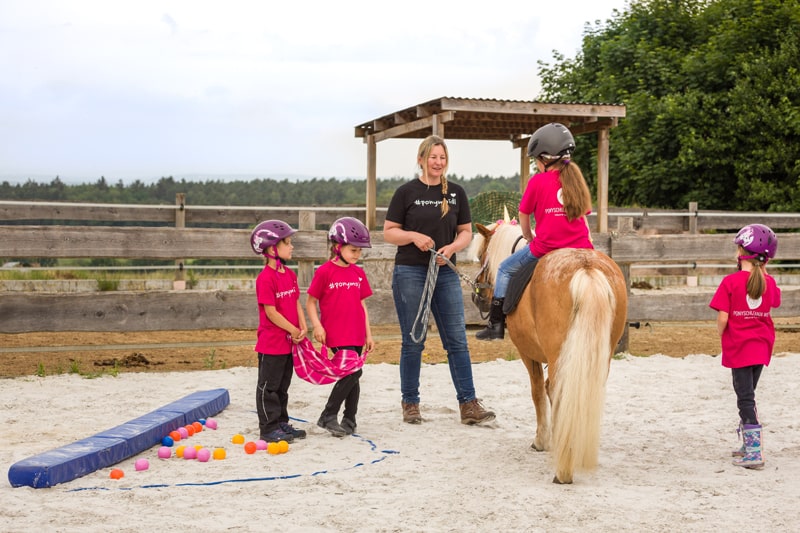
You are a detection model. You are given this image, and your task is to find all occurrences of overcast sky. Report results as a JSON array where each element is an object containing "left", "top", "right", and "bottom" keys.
[{"left": 0, "top": 0, "right": 628, "bottom": 184}]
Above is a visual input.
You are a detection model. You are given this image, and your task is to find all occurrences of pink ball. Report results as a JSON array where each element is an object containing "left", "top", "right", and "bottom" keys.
[
  {"left": 157, "top": 446, "right": 172, "bottom": 459},
  {"left": 205, "top": 418, "right": 218, "bottom": 430},
  {"left": 255, "top": 439, "right": 268, "bottom": 451},
  {"left": 183, "top": 446, "right": 198, "bottom": 460},
  {"left": 134, "top": 459, "right": 149, "bottom": 471},
  {"left": 177, "top": 427, "right": 190, "bottom": 439},
  {"left": 196, "top": 448, "right": 211, "bottom": 462}
]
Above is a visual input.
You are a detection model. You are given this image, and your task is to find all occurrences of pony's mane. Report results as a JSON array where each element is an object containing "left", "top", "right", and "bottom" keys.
[{"left": 481, "top": 221, "right": 524, "bottom": 284}]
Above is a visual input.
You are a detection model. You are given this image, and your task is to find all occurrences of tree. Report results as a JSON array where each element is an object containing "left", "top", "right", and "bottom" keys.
[{"left": 538, "top": 0, "right": 800, "bottom": 210}]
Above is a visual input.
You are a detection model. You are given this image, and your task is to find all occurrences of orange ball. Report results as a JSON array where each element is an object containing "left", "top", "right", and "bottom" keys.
[
  {"left": 169, "top": 430, "right": 182, "bottom": 442},
  {"left": 212, "top": 448, "right": 226, "bottom": 460},
  {"left": 277, "top": 440, "right": 289, "bottom": 454},
  {"left": 185, "top": 425, "right": 195, "bottom": 436},
  {"left": 231, "top": 434, "right": 245, "bottom": 445},
  {"left": 192, "top": 421, "right": 203, "bottom": 433},
  {"left": 266, "top": 442, "right": 279, "bottom": 455},
  {"left": 244, "top": 441, "right": 257, "bottom": 454},
  {"left": 109, "top": 468, "right": 124, "bottom": 480},
  {"left": 175, "top": 445, "right": 187, "bottom": 458}
]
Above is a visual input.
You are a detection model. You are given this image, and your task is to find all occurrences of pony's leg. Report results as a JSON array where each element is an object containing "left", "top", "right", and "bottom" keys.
[{"left": 521, "top": 356, "right": 550, "bottom": 451}]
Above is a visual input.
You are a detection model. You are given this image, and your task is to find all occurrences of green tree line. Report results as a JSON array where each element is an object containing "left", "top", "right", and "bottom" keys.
[
  {"left": 539, "top": 0, "right": 799, "bottom": 211},
  {"left": 0, "top": 174, "right": 520, "bottom": 206}
]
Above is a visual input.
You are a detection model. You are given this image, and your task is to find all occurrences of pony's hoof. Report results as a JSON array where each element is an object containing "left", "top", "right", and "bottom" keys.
[
  {"left": 530, "top": 441, "right": 545, "bottom": 452},
  {"left": 552, "top": 475, "right": 573, "bottom": 485}
]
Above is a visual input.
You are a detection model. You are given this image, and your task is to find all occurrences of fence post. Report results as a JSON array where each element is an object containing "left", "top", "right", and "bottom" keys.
[
  {"left": 174, "top": 193, "right": 186, "bottom": 290},
  {"left": 614, "top": 216, "right": 633, "bottom": 353},
  {"left": 688, "top": 201, "right": 698, "bottom": 234},
  {"left": 298, "top": 209, "right": 315, "bottom": 287}
]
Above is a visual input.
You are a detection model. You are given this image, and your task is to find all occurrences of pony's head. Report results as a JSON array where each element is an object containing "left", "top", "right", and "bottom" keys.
[{"left": 471, "top": 219, "right": 524, "bottom": 313}]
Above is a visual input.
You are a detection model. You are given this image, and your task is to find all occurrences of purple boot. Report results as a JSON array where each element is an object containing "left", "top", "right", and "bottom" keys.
[{"left": 732, "top": 424, "right": 764, "bottom": 469}]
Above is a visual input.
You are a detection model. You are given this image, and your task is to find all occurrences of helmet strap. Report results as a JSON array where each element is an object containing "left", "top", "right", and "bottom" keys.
[
  {"left": 737, "top": 253, "right": 767, "bottom": 270},
  {"left": 333, "top": 243, "right": 353, "bottom": 266}
]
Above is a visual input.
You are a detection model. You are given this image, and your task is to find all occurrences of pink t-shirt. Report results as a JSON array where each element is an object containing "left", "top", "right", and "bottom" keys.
[
  {"left": 255, "top": 264, "right": 301, "bottom": 355},
  {"left": 519, "top": 169, "right": 593, "bottom": 258},
  {"left": 709, "top": 270, "right": 781, "bottom": 368},
  {"left": 307, "top": 260, "right": 372, "bottom": 348}
]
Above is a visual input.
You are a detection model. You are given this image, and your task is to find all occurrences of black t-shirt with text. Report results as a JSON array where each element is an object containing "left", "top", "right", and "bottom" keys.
[{"left": 385, "top": 179, "right": 471, "bottom": 267}]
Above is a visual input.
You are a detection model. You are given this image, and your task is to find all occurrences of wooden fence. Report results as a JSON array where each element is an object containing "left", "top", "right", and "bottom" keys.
[{"left": 1, "top": 199, "right": 798, "bottom": 336}]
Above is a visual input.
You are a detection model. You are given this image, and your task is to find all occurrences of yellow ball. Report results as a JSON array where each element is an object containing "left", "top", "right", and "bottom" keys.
[
  {"left": 277, "top": 440, "right": 289, "bottom": 454},
  {"left": 267, "top": 442, "right": 280, "bottom": 455},
  {"left": 212, "top": 448, "right": 227, "bottom": 460},
  {"left": 231, "top": 434, "right": 245, "bottom": 445},
  {"left": 175, "top": 445, "right": 186, "bottom": 458}
]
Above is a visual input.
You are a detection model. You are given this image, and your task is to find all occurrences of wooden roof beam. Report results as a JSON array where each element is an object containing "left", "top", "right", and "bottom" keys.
[{"left": 369, "top": 111, "right": 455, "bottom": 143}]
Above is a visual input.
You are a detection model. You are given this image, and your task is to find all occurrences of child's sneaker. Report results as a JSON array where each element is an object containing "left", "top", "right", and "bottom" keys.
[
  {"left": 261, "top": 428, "right": 294, "bottom": 443},
  {"left": 341, "top": 417, "right": 357, "bottom": 435},
  {"left": 280, "top": 422, "right": 307, "bottom": 440},
  {"left": 317, "top": 415, "right": 346, "bottom": 437}
]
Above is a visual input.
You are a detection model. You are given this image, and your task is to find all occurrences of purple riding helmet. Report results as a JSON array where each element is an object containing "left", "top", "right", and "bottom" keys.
[
  {"left": 328, "top": 217, "right": 372, "bottom": 248},
  {"left": 250, "top": 219, "right": 297, "bottom": 255},
  {"left": 733, "top": 223, "right": 778, "bottom": 262}
]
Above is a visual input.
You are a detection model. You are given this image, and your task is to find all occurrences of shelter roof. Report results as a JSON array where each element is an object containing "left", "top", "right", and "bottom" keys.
[{"left": 354, "top": 96, "right": 626, "bottom": 144}]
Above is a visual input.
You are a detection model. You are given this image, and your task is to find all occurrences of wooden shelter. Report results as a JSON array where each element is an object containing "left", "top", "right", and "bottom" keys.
[{"left": 354, "top": 96, "right": 626, "bottom": 231}]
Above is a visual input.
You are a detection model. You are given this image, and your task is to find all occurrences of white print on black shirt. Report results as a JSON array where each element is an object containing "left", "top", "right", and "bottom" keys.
[{"left": 414, "top": 197, "right": 457, "bottom": 208}]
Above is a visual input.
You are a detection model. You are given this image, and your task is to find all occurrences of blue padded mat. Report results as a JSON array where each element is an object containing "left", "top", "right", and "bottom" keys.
[{"left": 8, "top": 388, "right": 229, "bottom": 488}]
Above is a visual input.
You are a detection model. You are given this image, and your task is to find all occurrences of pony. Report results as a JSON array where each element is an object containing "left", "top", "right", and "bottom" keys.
[{"left": 472, "top": 220, "right": 628, "bottom": 484}]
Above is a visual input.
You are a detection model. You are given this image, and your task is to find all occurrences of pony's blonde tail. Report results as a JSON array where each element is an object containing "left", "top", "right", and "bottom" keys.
[{"left": 551, "top": 268, "right": 616, "bottom": 482}]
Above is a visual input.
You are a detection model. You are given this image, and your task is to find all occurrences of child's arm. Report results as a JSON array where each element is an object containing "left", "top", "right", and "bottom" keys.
[
  {"left": 305, "top": 294, "right": 326, "bottom": 344},
  {"left": 519, "top": 212, "right": 534, "bottom": 242},
  {"left": 716, "top": 310, "right": 729, "bottom": 337},
  {"left": 295, "top": 300, "right": 308, "bottom": 342},
  {"left": 583, "top": 216, "right": 593, "bottom": 243},
  {"left": 362, "top": 300, "right": 374, "bottom": 353},
  {"left": 263, "top": 304, "right": 304, "bottom": 342}
]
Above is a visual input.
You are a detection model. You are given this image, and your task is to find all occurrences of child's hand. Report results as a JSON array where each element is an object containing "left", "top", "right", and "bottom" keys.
[
  {"left": 364, "top": 335, "right": 375, "bottom": 354},
  {"left": 291, "top": 327, "right": 306, "bottom": 344},
  {"left": 313, "top": 326, "right": 327, "bottom": 345}
]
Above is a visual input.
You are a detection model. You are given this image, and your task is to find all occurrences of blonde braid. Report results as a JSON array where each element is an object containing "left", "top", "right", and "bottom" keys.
[{"left": 440, "top": 176, "right": 450, "bottom": 218}]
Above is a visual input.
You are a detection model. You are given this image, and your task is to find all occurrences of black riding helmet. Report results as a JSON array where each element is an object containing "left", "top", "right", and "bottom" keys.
[{"left": 527, "top": 123, "right": 576, "bottom": 165}]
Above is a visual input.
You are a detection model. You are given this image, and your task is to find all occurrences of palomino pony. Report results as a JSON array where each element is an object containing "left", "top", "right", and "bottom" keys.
[{"left": 472, "top": 221, "right": 628, "bottom": 484}]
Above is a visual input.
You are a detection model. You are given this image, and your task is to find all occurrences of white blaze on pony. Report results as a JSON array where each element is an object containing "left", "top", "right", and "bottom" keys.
[{"left": 471, "top": 220, "right": 628, "bottom": 484}]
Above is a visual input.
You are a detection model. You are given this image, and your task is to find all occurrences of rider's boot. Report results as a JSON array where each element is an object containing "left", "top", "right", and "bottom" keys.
[{"left": 476, "top": 298, "right": 505, "bottom": 340}]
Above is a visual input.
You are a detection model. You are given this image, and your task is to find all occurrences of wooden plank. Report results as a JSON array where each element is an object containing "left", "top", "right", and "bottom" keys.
[
  {"left": 611, "top": 233, "right": 800, "bottom": 262},
  {"left": 628, "top": 288, "right": 800, "bottom": 322},
  {"left": 438, "top": 98, "right": 627, "bottom": 118},
  {"left": 372, "top": 111, "right": 455, "bottom": 142}
]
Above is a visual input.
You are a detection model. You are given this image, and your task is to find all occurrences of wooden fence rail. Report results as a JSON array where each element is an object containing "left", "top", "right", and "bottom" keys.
[{"left": 1, "top": 200, "right": 799, "bottom": 335}]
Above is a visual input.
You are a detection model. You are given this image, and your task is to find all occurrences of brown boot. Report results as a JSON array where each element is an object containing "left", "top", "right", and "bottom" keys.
[
  {"left": 402, "top": 401, "right": 422, "bottom": 424},
  {"left": 460, "top": 399, "right": 496, "bottom": 425}
]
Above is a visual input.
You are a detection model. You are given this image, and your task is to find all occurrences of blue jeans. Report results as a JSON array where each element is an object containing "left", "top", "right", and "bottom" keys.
[
  {"left": 391, "top": 264, "right": 477, "bottom": 404},
  {"left": 494, "top": 246, "right": 539, "bottom": 299}
]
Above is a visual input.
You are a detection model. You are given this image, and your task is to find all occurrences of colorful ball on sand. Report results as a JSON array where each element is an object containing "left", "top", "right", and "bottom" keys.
[
  {"left": 192, "top": 421, "right": 203, "bottom": 433},
  {"left": 110, "top": 469, "right": 124, "bottom": 480},
  {"left": 157, "top": 446, "right": 172, "bottom": 459},
  {"left": 255, "top": 439, "right": 268, "bottom": 451},
  {"left": 205, "top": 418, "right": 218, "bottom": 430},
  {"left": 175, "top": 445, "right": 187, "bottom": 458},
  {"left": 267, "top": 442, "right": 279, "bottom": 455},
  {"left": 184, "top": 425, "right": 195, "bottom": 437},
  {"left": 169, "top": 430, "right": 182, "bottom": 442},
  {"left": 277, "top": 440, "right": 289, "bottom": 454},
  {"left": 244, "top": 441, "right": 257, "bottom": 454},
  {"left": 196, "top": 448, "right": 211, "bottom": 462},
  {"left": 177, "top": 427, "right": 189, "bottom": 439},
  {"left": 231, "top": 434, "right": 245, "bottom": 445},
  {"left": 161, "top": 436, "right": 174, "bottom": 447},
  {"left": 135, "top": 459, "right": 149, "bottom": 471},
  {"left": 183, "top": 446, "right": 198, "bottom": 460},
  {"left": 212, "top": 448, "right": 226, "bottom": 460}
]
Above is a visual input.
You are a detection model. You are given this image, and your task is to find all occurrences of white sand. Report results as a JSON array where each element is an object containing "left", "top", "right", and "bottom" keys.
[{"left": 3, "top": 353, "right": 800, "bottom": 532}]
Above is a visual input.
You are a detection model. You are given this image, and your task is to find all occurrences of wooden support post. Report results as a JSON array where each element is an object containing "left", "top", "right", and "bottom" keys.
[
  {"left": 366, "top": 135, "right": 377, "bottom": 230},
  {"left": 519, "top": 145, "right": 529, "bottom": 193},
  {"left": 174, "top": 193, "right": 186, "bottom": 290},
  {"left": 615, "top": 216, "right": 633, "bottom": 353},
  {"left": 297, "top": 209, "right": 316, "bottom": 288},
  {"left": 596, "top": 127, "right": 610, "bottom": 234}
]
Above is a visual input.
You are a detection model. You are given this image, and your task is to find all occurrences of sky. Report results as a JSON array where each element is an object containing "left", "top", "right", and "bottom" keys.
[{"left": 0, "top": 0, "right": 629, "bottom": 184}]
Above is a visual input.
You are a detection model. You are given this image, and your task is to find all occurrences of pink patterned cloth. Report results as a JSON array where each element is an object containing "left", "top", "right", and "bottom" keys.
[{"left": 291, "top": 338, "right": 365, "bottom": 385}]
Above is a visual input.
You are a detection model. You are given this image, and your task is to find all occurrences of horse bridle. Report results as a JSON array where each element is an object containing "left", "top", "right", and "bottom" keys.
[{"left": 470, "top": 233, "right": 527, "bottom": 318}]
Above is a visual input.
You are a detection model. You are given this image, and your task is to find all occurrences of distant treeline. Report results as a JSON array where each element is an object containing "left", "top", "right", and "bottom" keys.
[{"left": 0, "top": 174, "right": 520, "bottom": 206}]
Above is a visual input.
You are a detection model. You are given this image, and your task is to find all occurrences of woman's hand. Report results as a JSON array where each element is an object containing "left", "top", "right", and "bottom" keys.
[{"left": 412, "top": 232, "right": 436, "bottom": 253}]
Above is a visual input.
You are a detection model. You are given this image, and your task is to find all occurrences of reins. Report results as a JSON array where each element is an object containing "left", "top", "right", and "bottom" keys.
[{"left": 409, "top": 250, "right": 491, "bottom": 342}]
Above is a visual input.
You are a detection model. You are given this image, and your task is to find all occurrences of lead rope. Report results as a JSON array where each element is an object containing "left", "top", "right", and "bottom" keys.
[{"left": 409, "top": 251, "right": 440, "bottom": 343}]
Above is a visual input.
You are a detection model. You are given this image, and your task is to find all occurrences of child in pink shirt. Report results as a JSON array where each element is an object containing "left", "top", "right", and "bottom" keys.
[
  {"left": 476, "top": 122, "right": 593, "bottom": 340},
  {"left": 710, "top": 223, "right": 780, "bottom": 469},
  {"left": 306, "top": 217, "right": 374, "bottom": 436},
  {"left": 251, "top": 219, "right": 308, "bottom": 444}
]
